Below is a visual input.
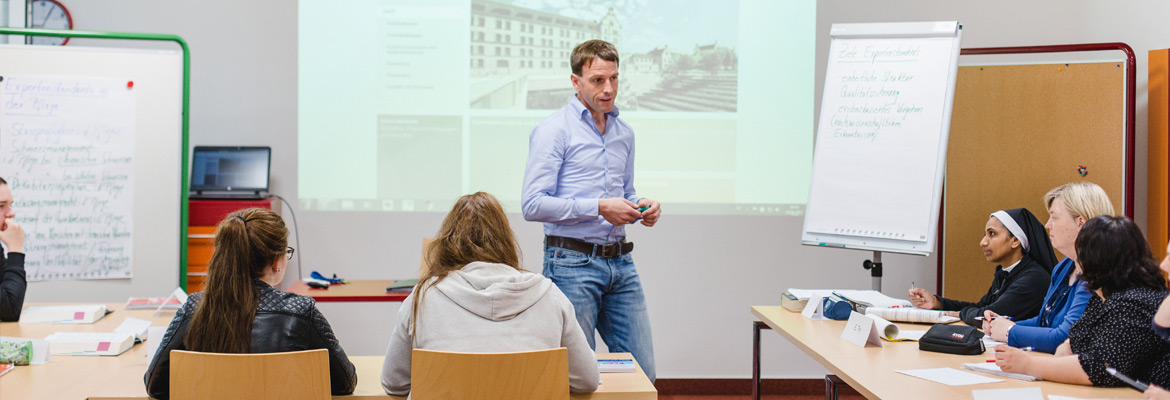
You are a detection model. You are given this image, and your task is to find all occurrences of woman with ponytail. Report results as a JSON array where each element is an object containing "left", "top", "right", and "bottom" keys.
[{"left": 145, "top": 208, "right": 356, "bottom": 398}]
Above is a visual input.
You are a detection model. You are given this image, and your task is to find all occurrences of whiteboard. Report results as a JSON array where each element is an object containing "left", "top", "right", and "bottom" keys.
[
  {"left": 801, "top": 22, "right": 962, "bottom": 255},
  {"left": 0, "top": 44, "right": 182, "bottom": 301}
]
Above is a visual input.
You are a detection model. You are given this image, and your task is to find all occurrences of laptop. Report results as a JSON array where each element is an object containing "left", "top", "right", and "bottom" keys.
[{"left": 189, "top": 146, "right": 271, "bottom": 199}]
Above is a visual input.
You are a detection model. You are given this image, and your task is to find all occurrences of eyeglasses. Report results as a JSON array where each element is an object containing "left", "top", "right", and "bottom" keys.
[{"left": 286, "top": 246, "right": 295, "bottom": 260}]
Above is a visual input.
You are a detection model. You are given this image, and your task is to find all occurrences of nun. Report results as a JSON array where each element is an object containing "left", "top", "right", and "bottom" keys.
[{"left": 908, "top": 208, "right": 1055, "bottom": 327}]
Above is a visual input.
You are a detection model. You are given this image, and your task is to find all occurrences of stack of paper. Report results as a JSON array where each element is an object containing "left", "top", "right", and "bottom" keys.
[
  {"left": 833, "top": 290, "right": 913, "bottom": 309},
  {"left": 44, "top": 332, "right": 135, "bottom": 356},
  {"left": 114, "top": 317, "right": 153, "bottom": 342},
  {"left": 895, "top": 368, "right": 1004, "bottom": 385},
  {"left": 18, "top": 304, "right": 108, "bottom": 324},
  {"left": 962, "top": 363, "right": 1041, "bottom": 381},
  {"left": 969, "top": 387, "right": 1043, "bottom": 400},
  {"left": 865, "top": 307, "right": 960, "bottom": 324},
  {"left": 786, "top": 288, "right": 836, "bottom": 300},
  {"left": 125, "top": 297, "right": 182, "bottom": 310},
  {"left": 981, "top": 336, "right": 1007, "bottom": 351}
]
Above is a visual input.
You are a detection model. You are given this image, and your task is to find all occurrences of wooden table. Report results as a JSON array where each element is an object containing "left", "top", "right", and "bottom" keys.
[
  {"left": 750, "top": 306, "right": 1141, "bottom": 400},
  {"left": 286, "top": 280, "right": 410, "bottom": 302},
  {"left": 1, "top": 303, "right": 655, "bottom": 399}
]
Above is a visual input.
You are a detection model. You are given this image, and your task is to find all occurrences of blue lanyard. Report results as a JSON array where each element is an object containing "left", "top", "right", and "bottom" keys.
[{"left": 1039, "top": 275, "right": 1075, "bottom": 327}]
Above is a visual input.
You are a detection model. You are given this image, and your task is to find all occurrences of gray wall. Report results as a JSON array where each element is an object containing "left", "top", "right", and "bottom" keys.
[{"left": 34, "top": 0, "right": 1163, "bottom": 378}]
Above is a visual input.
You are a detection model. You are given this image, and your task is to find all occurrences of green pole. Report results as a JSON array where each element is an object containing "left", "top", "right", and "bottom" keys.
[{"left": 0, "top": 28, "right": 192, "bottom": 292}]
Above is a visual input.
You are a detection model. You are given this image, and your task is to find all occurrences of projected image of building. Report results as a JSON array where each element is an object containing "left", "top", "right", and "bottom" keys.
[
  {"left": 469, "top": 0, "right": 738, "bottom": 112},
  {"left": 469, "top": 0, "right": 619, "bottom": 109}
]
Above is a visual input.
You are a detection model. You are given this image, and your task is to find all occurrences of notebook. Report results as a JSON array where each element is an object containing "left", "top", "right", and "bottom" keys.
[
  {"left": 18, "top": 304, "right": 108, "bottom": 324},
  {"left": 44, "top": 332, "right": 135, "bottom": 356}
]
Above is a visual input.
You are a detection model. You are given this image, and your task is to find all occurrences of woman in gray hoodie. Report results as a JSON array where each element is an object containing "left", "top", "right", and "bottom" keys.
[{"left": 381, "top": 192, "right": 600, "bottom": 395}]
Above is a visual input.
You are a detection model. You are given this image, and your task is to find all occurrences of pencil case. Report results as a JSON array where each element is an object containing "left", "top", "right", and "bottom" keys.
[{"left": 918, "top": 323, "right": 985, "bottom": 355}]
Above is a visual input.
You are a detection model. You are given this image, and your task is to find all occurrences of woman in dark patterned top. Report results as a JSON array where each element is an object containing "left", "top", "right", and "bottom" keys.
[
  {"left": 995, "top": 215, "right": 1170, "bottom": 388},
  {"left": 1145, "top": 241, "right": 1170, "bottom": 398},
  {"left": 144, "top": 208, "right": 357, "bottom": 399}
]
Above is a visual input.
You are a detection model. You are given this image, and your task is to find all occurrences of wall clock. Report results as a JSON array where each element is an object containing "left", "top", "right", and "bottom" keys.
[{"left": 30, "top": 0, "right": 72, "bottom": 45}]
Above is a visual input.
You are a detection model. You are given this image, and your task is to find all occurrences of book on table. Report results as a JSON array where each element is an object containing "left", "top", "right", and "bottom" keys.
[
  {"left": 386, "top": 279, "right": 420, "bottom": 293},
  {"left": 18, "top": 304, "right": 109, "bottom": 324},
  {"left": 114, "top": 317, "right": 153, "bottom": 342},
  {"left": 44, "top": 332, "right": 135, "bottom": 356},
  {"left": 125, "top": 296, "right": 182, "bottom": 310},
  {"left": 831, "top": 290, "right": 914, "bottom": 310},
  {"left": 864, "top": 307, "right": 960, "bottom": 324}
]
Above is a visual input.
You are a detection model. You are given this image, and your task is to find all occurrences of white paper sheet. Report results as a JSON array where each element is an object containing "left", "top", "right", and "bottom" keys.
[
  {"left": 144, "top": 326, "right": 166, "bottom": 364},
  {"left": 1047, "top": 396, "right": 1129, "bottom": 400},
  {"left": 0, "top": 74, "right": 137, "bottom": 281},
  {"left": 787, "top": 288, "right": 835, "bottom": 300},
  {"left": 970, "top": 387, "right": 1043, "bottom": 400},
  {"left": 895, "top": 367, "right": 1003, "bottom": 386},
  {"left": 962, "top": 363, "right": 1041, "bottom": 381}
]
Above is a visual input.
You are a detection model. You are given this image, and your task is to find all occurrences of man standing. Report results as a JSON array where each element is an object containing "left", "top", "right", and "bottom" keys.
[
  {"left": 0, "top": 176, "right": 27, "bottom": 321},
  {"left": 522, "top": 40, "right": 660, "bottom": 381}
]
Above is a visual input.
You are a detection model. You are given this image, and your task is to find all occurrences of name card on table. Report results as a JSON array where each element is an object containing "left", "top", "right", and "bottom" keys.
[
  {"left": 841, "top": 311, "right": 883, "bottom": 347},
  {"left": 802, "top": 294, "right": 829, "bottom": 320}
]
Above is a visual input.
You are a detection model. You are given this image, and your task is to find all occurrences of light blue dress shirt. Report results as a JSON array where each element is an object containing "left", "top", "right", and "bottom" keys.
[{"left": 522, "top": 94, "right": 639, "bottom": 244}]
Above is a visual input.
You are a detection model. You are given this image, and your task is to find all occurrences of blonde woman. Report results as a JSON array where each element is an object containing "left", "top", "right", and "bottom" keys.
[{"left": 381, "top": 192, "right": 599, "bottom": 395}]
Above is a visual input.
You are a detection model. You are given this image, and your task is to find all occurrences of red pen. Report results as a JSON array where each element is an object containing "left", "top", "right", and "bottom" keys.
[{"left": 986, "top": 359, "right": 996, "bottom": 363}]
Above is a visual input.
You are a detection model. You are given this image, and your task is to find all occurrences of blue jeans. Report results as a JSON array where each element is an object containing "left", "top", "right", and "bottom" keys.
[{"left": 543, "top": 245, "right": 656, "bottom": 382}]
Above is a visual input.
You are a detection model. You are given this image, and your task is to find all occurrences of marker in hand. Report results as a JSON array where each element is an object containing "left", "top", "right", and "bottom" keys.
[{"left": 629, "top": 205, "right": 650, "bottom": 224}]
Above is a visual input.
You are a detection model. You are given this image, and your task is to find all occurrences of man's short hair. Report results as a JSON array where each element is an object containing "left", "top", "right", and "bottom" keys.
[
  {"left": 571, "top": 40, "right": 619, "bottom": 76},
  {"left": 0, "top": 176, "right": 6, "bottom": 186}
]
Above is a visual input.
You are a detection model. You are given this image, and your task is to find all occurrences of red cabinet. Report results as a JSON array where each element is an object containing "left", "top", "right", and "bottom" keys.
[{"left": 186, "top": 198, "right": 280, "bottom": 292}]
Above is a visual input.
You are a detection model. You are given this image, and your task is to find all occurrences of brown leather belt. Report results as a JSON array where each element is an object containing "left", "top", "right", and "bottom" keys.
[{"left": 545, "top": 235, "right": 634, "bottom": 258}]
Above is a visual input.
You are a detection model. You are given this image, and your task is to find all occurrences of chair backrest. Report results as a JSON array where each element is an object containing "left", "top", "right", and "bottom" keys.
[
  {"left": 419, "top": 237, "right": 435, "bottom": 278},
  {"left": 411, "top": 348, "right": 569, "bottom": 400},
  {"left": 170, "top": 349, "right": 330, "bottom": 400}
]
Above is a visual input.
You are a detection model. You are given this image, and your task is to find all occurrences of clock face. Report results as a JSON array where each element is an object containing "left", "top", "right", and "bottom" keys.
[{"left": 30, "top": 0, "right": 73, "bottom": 46}]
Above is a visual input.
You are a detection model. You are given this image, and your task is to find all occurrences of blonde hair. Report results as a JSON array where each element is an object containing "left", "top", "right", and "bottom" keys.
[
  {"left": 410, "top": 192, "right": 522, "bottom": 342},
  {"left": 1043, "top": 182, "right": 1114, "bottom": 221}
]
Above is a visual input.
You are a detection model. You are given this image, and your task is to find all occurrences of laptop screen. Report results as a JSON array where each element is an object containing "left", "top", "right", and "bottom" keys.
[{"left": 190, "top": 146, "right": 271, "bottom": 194}]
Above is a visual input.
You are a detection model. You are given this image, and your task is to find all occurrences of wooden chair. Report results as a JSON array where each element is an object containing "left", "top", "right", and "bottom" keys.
[
  {"left": 419, "top": 237, "right": 435, "bottom": 278},
  {"left": 170, "top": 349, "right": 330, "bottom": 400},
  {"left": 411, "top": 348, "right": 569, "bottom": 400}
]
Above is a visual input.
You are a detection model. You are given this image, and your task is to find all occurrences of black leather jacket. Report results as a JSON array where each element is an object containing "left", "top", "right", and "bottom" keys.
[{"left": 144, "top": 280, "right": 357, "bottom": 399}]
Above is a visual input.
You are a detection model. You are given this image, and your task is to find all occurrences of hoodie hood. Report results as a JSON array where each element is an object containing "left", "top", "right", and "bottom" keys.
[{"left": 432, "top": 261, "right": 552, "bottom": 322}]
